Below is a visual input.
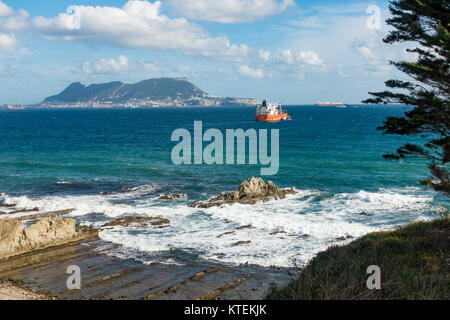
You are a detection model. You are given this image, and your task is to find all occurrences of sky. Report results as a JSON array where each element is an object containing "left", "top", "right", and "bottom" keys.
[{"left": 0, "top": 0, "right": 415, "bottom": 105}]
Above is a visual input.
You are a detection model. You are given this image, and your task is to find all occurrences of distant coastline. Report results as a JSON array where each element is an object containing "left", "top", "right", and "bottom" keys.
[{"left": 0, "top": 77, "right": 258, "bottom": 109}]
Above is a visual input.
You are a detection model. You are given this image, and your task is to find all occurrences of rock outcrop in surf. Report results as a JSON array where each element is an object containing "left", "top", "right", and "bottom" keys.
[
  {"left": 103, "top": 216, "right": 170, "bottom": 228},
  {"left": 190, "top": 177, "right": 296, "bottom": 208}
]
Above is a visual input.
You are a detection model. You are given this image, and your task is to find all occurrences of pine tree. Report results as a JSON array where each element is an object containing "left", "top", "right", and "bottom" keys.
[{"left": 364, "top": 0, "right": 450, "bottom": 194}]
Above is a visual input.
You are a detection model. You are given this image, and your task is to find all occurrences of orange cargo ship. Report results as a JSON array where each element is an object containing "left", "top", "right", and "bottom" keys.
[{"left": 255, "top": 99, "right": 291, "bottom": 122}]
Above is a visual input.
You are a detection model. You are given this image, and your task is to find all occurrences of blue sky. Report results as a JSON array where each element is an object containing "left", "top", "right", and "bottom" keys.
[{"left": 0, "top": 0, "right": 412, "bottom": 105}]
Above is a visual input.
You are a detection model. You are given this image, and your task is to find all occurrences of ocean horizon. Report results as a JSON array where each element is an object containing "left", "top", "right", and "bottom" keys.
[{"left": 0, "top": 105, "right": 446, "bottom": 269}]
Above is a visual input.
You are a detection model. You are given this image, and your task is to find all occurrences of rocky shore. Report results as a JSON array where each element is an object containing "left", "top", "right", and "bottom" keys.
[
  {"left": 0, "top": 217, "right": 97, "bottom": 260},
  {"left": 0, "top": 178, "right": 295, "bottom": 300},
  {"left": 0, "top": 280, "right": 53, "bottom": 300}
]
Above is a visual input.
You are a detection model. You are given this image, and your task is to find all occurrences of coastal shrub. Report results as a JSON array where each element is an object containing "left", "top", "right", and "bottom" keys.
[{"left": 267, "top": 219, "right": 450, "bottom": 300}]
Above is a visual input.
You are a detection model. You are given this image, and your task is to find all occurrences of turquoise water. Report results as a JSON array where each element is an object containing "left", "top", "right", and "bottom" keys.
[{"left": 0, "top": 106, "right": 445, "bottom": 267}]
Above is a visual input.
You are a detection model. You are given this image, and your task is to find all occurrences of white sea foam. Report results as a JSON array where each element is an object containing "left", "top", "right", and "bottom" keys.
[
  {"left": 97, "top": 186, "right": 436, "bottom": 267},
  {"left": 0, "top": 186, "right": 437, "bottom": 268}
]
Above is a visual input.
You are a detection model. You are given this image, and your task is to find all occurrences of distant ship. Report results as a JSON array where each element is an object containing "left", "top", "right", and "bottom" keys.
[
  {"left": 255, "top": 99, "right": 291, "bottom": 122},
  {"left": 7, "top": 106, "right": 25, "bottom": 110},
  {"left": 316, "top": 101, "right": 346, "bottom": 108}
]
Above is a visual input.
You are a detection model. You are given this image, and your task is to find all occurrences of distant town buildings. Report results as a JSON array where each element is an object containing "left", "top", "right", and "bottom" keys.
[{"left": 37, "top": 95, "right": 258, "bottom": 109}]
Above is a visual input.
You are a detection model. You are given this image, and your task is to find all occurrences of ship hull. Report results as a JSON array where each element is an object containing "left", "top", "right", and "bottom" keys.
[{"left": 255, "top": 113, "right": 288, "bottom": 122}]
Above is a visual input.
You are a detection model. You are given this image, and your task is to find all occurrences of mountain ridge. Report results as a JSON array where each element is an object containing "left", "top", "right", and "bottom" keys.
[
  {"left": 44, "top": 78, "right": 206, "bottom": 103},
  {"left": 41, "top": 77, "right": 256, "bottom": 107}
]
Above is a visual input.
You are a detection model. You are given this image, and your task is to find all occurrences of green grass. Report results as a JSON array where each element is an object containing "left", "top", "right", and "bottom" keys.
[{"left": 267, "top": 218, "right": 449, "bottom": 300}]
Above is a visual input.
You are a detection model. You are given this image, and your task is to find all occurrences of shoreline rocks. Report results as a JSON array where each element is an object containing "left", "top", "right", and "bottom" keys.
[
  {"left": 0, "top": 217, "right": 96, "bottom": 260},
  {"left": 0, "top": 204, "right": 16, "bottom": 208},
  {"left": 158, "top": 194, "right": 184, "bottom": 200},
  {"left": 18, "top": 209, "right": 75, "bottom": 222},
  {"left": 9, "top": 207, "right": 39, "bottom": 215},
  {"left": 0, "top": 280, "right": 54, "bottom": 300},
  {"left": 190, "top": 177, "right": 296, "bottom": 208},
  {"left": 103, "top": 216, "right": 170, "bottom": 228}
]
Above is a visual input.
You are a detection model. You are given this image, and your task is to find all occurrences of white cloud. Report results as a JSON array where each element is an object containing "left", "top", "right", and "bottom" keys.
[
  {"left": 0, "top": 33, "right": 16, "bottom": 50},
  {"left": 143, "top": 63, "right": 160, "bottom": 74},
  {"left": 256, "top": 49, "right": 326, "bottom": 79},
  {"left": 259, "top": 50, "right": 270, "bottom": 61},
  {"left": 257, "top": 48, "right": 325, "bottom": 67},
  {"left": 282, "top": 4, "right": 406, "bottom": 78},
  {"left": 296, "top": 51, "right": 324, "bottom": 66},
  {"left": 351, "top": 34, "right": 397, "bottom": 74},
  {"left": 0, "top": 1, "right": 12, "bottom": 17},
  {"left": 0, "top": 0, "right": 331, "bottom": 84},
  {"left": 177, "top": 65, "right": 203, "bottom": 78},
  {"left": 28, "top": 0, "right": 249, "bottom": 61},
  {"left": 82, "top": 55, "right": 130, "bottom": 74},
  {"left": 0, "top": 1, "right": 26, "bottom": 51},
  {"left": 237, "top": 65, "right": 264, "bottom": 79},
  {"left": 0, "top": 2, "right": 29, "bottom": 32},
  {"left": 356, "top": 46, "right": 379, "bottom": 65},
  {"left": 263, "top": 49, "right": 325, "bottom": 70},
  {"left": 165, "top": 0, "right": 295, "bottom": 23}
]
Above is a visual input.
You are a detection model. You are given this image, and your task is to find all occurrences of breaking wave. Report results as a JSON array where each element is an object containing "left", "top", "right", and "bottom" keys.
[{"left": 0, "top": 185, "right": 438, "bottom": 268}]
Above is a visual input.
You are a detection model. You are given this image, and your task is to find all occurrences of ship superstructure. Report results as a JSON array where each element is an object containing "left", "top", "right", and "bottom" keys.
[{"left": 255, "top": 99, "right": 290, "bottom": 122}]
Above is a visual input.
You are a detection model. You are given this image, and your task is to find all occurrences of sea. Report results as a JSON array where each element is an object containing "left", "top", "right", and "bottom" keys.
[{"left": 0, "top": 105, "right": 447, "bottom": 268}]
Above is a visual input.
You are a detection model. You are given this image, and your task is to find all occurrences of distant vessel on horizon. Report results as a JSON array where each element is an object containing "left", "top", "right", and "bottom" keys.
[
  {"left": 255, "top": 99, "right": 291, "bottom": 122},
  {"left": 316, "top": 101, "right": 346, "bottom": 108},
  {"left": 7, "top": 106, "right": 25, "bottom": 110}
]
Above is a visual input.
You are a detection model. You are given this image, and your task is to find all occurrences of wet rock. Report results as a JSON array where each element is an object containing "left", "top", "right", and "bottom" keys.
[
  {"left": 190, "top": 177, "right": 296, "bottom": 208},
  {"left": 270, "top": 231, "right": 287, "bottom": 236},
  {"left": 217, "top": 231, "right": 235, "bottom": 238},
  {"left": 158, "top": 194, "right": 184, "bottom": 200},
  {"left": 144, "top": 291, "right": 164, "bottom": 300},
  {"left": 76, "top": 225, "right": 97, "bottom": 234},
  {"left": 0, "top": 217, "right": 84, "bottom": 259},
  {"left": 166, "top": 285, "right": 179, "bottom": 294},
  {"left": 18, "top": 209, "right": 75, "bottom": 222},
  {"left": 205, "top": 267, "right": 220, "bottom": 274},
  {"left": 235, "top": 225, "right": 252, "bottom": 230},
  {"left": 335, "top": 236, "right": 347, "bottom": 241},
  {"left": 233, "top": 240, "right": 251, "bottom": 246},
  {"left": 0, "top": 211, "right": 6, "bottom": 216},
  {"left": 195, "top": 277, "right": 248, "bottom": 300},
  {"left": 0, "top": 204, "right": 16, "bottom": 208},
  {"left": 103, "top": 216, "right": 170, "bottom": 228},
  {"left": 9, "top": 207, "right": 39, "bottom": 215},
  {"left": 191, "top": 272, "right": 206, "bottom": 281}
]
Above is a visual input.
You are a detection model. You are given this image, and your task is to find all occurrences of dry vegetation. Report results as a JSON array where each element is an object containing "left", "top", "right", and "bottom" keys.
[{"left": 267, "top": 218, "right": 449, "bottom": 300}]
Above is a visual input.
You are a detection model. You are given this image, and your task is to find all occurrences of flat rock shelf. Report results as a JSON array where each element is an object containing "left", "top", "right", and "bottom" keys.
[{"left": 0, "top": 237, "right": 293, "bottom": 300}]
